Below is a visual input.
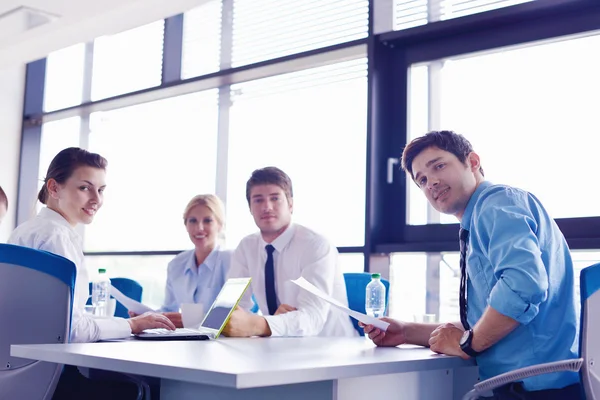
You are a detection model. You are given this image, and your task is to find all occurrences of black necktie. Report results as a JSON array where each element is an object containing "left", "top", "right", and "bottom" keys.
[
  {"left": 459, "top": 228, "right": 470, "bottom": 330},
  {"left": 265, "top": 244, "right": 277, "bottom": 315}
]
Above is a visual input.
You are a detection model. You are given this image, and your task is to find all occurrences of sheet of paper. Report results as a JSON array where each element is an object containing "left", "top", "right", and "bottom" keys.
[
  {"left": 291, "top": 277, "right": 390, "bottom": 331},
  {"left": 109, "top": 284, "right": 155, "bottom": 315},
  {"left": 181, "top": 303, "right": 205, "bottom": 328}
]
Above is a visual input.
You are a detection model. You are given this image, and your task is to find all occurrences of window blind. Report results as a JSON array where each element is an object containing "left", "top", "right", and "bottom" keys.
[
  {"left": 394, "top": 0, "right": 534, "bottom": 30},
  {"left": 232, "top": 0, "right": 368, "bottom": 67}
]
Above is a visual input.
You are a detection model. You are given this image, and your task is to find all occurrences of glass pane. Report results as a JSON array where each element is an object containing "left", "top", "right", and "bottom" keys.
[
  {"left": 85, "top": 91, "right": 219, "bottom": 252},
  {"left": 181, "top": 0, "right": 222, "bottom": 79},
  {"left": 91, "top": 21, "right": 164, "bottom": 100},
  {"left": 395, "top": 250, "right": 595, "bottom": 325},
  {"left": 85, "top": 255, "right": 171, "bottom": 309},
  {"left": 339, "top": 253, "right": 365, "bottom": 273},
  {"left": 439, "top": 252, "right": 460, "bottom": 323},
  {"left": 44, "top": 44, "right": 85, "bottom": 112},
  {"left": 226, "top": 59, "right": 368, "bottom": 248},
  {"left": 232, "top": 0, "right": 368, "bottom": 67},
  {"left": 408, "top": 33, "right": 600, "bottom": 224},
  {"left": 389, "top": 253, "right": 426, "bottom": 320}
]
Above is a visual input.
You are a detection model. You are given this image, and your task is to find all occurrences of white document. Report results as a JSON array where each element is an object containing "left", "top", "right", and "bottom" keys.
[
  {"left": 291, "top": 277, "right": 390, "bottom": 331},
  {"left": 109, "top": 284, "right": 155, "bottom": 315},
  {"left": 181, "top": 303, "right": 205, "bottom": 328}
]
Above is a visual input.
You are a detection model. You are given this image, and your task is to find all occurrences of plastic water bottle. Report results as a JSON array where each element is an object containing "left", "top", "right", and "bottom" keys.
[
  {"left": 92, "top": 268, "right": 111, "bottom": 317},
  {"left": 366, "top": 273, "right": 386, "bottom": 318}
]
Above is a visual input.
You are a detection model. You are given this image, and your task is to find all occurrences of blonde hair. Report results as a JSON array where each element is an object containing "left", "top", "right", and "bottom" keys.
[{"left": 183, "top": 194, "right": 226, "bottom": 230}]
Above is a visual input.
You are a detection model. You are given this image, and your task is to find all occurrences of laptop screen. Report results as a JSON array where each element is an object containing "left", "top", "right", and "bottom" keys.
[{"left": 201, "top": 277, "right": 251, "bottom": 334}]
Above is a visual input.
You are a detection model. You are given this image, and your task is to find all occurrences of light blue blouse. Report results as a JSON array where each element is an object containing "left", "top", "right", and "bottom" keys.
[{"left": 161, "top": 247, "right": 231, "bottom": 312}]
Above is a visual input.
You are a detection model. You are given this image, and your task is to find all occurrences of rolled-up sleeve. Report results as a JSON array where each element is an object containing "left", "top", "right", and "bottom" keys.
[
  {"left": 477, "top": 192, "right": 549, "bottom": 325},
  {"left": 263, "top": 240, "right": 336, "bottom": 337}
]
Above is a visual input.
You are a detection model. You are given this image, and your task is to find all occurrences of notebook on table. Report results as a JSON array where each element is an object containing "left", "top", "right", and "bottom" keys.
[{"left": 134, "top": 277, "right": 251, "bottom": 341}]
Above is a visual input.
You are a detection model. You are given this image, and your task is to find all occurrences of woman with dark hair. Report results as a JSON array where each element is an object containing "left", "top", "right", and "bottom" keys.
[{"left": 9, "top": 147, "right": 175, "bottom": 342}]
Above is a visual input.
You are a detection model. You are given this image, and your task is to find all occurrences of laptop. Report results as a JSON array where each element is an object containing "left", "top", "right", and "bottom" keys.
[{"left": 134, "top": 277, "right": 251, "bottom": 341}]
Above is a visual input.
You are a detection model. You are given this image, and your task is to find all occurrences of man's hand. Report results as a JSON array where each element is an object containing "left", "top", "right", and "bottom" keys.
[
  {"left": 222, "top": 308, "right": 271, "bottom": 337},
  {"left": 429, "top": 323, "right": 469, "bottom": 359},
  {"left": 361, "top": 318, "right": 407, "bottom": 347},
  {"left": 274, "top": 304, "right": 297, "bottom": 315},
  {"left": 127, "top": 312, "right": 176, "bottom": 334}
]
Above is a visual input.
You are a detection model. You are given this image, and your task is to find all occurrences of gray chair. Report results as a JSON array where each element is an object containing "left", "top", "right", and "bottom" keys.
[
  {"left": 0, "top": 243, "right": 76, "bottom": 400},
  {"left": 463, "top": 262, "right": 600, "bottom": 399}
]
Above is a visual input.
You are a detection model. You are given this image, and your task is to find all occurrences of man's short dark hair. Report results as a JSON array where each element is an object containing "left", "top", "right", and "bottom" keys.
[
  {"left": 401, "top": 130, "right": 484, "bottom": 181},
  {"left": 245, "top": 167, "right": 293, "bottom": 205}
]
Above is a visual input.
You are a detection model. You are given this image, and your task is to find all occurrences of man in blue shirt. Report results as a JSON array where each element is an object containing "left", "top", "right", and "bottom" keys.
[{"left": 363, "top": 131, "right": 581, "bottom": 399}]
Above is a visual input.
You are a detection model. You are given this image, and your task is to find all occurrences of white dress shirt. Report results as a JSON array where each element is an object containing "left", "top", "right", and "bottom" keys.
[
  {"left": 229, "top": 223, "right": 357, "bottom": 337},
  {"left": 8, "top": 207, "right": 131, "bottom": 342}
]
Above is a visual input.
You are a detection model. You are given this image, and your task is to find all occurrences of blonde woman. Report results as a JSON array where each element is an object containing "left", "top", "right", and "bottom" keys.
[{"left": 160, "top": 194, "right": 232, "bottom": 327}]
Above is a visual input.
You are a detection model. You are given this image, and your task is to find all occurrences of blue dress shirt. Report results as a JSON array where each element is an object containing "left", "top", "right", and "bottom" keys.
[
  {"left": 462, "top": 181, "right": 579, "bottom": 391},
  {"left": 161, "top": 247, "right": 231, "bottom": 313}
]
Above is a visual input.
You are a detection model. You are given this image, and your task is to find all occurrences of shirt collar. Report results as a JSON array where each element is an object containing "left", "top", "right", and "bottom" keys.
[
  {"left": 185, "top": 246, "right": 220, "bottom": 273},
  {"left": 39, "top": 207, "right": 75, "bottom": 231},
  {"left": 460, "top": 181, "right": 493, "bottom": 230},
  {"left": 261, "top": 223, "right": 296, "bottom": 253}
]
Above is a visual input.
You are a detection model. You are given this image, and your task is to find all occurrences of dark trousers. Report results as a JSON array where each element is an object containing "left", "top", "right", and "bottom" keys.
[
  {"left": 482, "top": 382, "right": 584, "bottom": 400},
  {"left": 52, "top": 365, "right": 143, "bottom": 400}
]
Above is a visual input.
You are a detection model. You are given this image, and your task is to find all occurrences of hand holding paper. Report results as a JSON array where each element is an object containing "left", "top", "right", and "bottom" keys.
[{"left": 291, "top": 277, "right": 390, "bottom": 332}]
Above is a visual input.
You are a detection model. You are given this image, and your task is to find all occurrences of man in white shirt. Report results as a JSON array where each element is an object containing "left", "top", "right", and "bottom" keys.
[{"left": 224, "top": 167, "right": 356, "bottom": 337}]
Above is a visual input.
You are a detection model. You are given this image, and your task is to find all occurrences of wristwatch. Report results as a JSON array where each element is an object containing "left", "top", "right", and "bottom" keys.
[{"left": 459, "top": 329, "right": 482, "bottom": 357}]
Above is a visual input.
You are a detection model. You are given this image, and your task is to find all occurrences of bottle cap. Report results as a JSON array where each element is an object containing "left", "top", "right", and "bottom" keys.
[
  {"left": 98, "top": 268, "right": 106, "bottom": 274},
  {"left": 371, "top": 273, "right": 381, "bottom": 279}
]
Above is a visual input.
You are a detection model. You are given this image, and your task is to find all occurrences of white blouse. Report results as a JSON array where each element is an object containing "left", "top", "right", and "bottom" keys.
[{"left": 8, "top": 207, "right": 131, "bottom": 342}]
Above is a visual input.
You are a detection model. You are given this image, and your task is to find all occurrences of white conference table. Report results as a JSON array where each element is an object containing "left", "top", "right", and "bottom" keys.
[{"left": 12, "top": 336, "right": 479, "bottom": 400}]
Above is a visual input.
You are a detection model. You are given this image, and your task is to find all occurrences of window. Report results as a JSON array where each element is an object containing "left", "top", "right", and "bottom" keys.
[
  {"left": 44, "top": 44, "right": 85, "bottom": 112},
  {"left": 339, "top": 253, "right": 365, "bottom": 273},
  {"left": 181, "top": 0, "right": 222, "bottom": 79},
  {"left": 91, "top": 21, "right": 165, "bottom": 100},
  {"left": 394, "top": 249, "right": 595, "bottom": 325},
  {"left": 85, "top": 255, "right": 171, "bottom": 309},
  {"left": 231, "top": 0, "right": 368, "bottom": 67},
  {"left": 225, "top": 58, "right": 368, "bottom": 248},
  {"left": 408, "top": 32, "right": 600, "bottom": 225},
  {"left": 85, "top": 90, "right": 219, "bottom": 252},
  {"left": 394, "top": 0, "right": 534, "bottom": 31}
]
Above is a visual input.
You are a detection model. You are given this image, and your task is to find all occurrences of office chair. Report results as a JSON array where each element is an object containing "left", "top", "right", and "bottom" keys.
[
  {"left": 463, "top": 262, "right": 600, "bottom": 399},
  {"left": 87, "top": 277, "right": 143, "bottom": 318},
  {"left": 0, "top": 243, "right": 75, "bottom": 400},
  {"left": 343, "top": 272, "right": 390, "bottom": 336}
]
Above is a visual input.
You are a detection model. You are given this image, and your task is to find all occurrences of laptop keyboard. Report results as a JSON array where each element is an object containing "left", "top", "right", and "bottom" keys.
[{"left": 143, "top": 328, "right": 204, "bottom": 335}]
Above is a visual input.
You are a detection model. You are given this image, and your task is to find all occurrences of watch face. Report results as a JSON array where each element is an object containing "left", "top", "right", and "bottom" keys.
[{"left": 460, "top": 330, "right": 470, "bottom": 346}]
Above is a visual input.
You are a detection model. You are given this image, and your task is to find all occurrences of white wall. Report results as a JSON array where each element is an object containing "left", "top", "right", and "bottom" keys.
[{"left": 0, "top": 65, "right": 25, "bottom": 241}]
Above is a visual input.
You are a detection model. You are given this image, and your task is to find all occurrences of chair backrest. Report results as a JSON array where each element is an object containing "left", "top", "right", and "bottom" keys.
[
  {"left": 344, "top": 272, "right": 390, "bottom": 336},
  {"left": 87, "top": 277, "right": 143, "bottom": 318},
  {"left": 0, "top": 243, "right": 76, "bottom": 400},
  {"left": 110, "top": 278, "right": 143, "bottom": 318},
  {"left": 580, "top": 262, "right": 600, "bottom": 400}
]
